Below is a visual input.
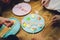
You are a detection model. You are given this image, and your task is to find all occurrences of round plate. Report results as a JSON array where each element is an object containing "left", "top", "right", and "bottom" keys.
[
  {"left": 21, "top": 14, "right": 45, "bottom": 34},
  {"left": 12, "top": 3, "right": 31, "bottom": 16},
  {"left": 1, "top": 18, "right": 20, "bottom": 38}
]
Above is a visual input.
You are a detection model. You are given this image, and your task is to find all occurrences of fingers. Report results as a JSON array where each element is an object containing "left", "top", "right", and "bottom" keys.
[
  {"left": 51, "top": 15, "right": 57, "bottom": 24},
  {"left": 41, "top": 0, "right": 50, "bottom": 7},
  {"left": 42, "top": 0, "right": 48, "bottom": 6},
  {"left": 6, "top": 21, "right": 13, "bottom": 27},
  {"left": 8, "top": 21, "right": 14, "bottom": 27},
  {"left": 51, "top": 15, "right": 60, "bottom": 27},
  {"left": 41, "top": 0, "right": 45, "bottom": 4},
  {"left": 3, "top": 20, "right": 14, "bottom": 27},
  {"left": 51, "top": 15, "right": 58, "bottom": 20}
]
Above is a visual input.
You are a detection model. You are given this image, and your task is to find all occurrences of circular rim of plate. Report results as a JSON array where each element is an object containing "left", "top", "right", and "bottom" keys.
[
  {"left": 2, "top": 18, "right": 20, "bottom": 38},
  {"left": 21, "top": 14, "right": 45, "bottom": 34},
  {"left": 12, "top": 3, "right": 31, "bottom": 16}
]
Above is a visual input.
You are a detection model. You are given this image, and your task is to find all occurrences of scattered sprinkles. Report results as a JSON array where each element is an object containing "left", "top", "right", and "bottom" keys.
[
  {"left": 21, "top": 14, "right": 45, "bottom": 33},
  {"left": 31, "top": 14, "right": 35, "bottom": 18},
  {"left": 23, "top": 22, "right": 27, "bottom": 27},
  {"left": 26, "top": 17, "right": 31, "bottom": 21}
]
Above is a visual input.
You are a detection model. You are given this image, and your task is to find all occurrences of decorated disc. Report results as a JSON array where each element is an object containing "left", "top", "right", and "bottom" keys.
[
  {"left": 1, "top": 18, "right": 20, "bottom": 38},
  {"left": 12, "top": 3, "right": 31, "bottom": 16},
  {"left": 21, "top": 14, "right": 45, "bottom": 34}
]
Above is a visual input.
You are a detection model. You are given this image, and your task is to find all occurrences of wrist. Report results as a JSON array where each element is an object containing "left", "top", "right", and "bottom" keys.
[{"left": 0, "top": 17, "right": 5, "bottom": 21}]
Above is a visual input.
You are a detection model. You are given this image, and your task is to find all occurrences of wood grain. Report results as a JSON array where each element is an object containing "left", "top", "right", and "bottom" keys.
[{"left": 2, "top": 0, "right": 60, "bottom": 40}]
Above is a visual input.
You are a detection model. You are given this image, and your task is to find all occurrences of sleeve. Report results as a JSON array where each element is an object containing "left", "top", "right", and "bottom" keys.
[{"left": 45, "top": 0, "right": 60, "bottom": 10}]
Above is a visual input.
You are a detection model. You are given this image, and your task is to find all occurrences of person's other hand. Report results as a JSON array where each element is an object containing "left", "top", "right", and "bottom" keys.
[
  {"left": 1, "top": 18, "right": 14, "bottom": 27},
  {"left": 41, "top": 0, "right": 50, "bottom": 7},
  {"left": 52, "top": 15, "right": 60, "bottom": 22},
  {"left": 51, "top": 15, "right": 60, "bottom": 27}
]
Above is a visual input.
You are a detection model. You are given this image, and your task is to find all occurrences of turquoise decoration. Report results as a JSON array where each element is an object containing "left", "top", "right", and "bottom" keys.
[
  {"left": 0, "top": 18, "right": 20, "bottom": 38},
  {"left": 21, "top": 14, "right": 45, "bottom": 34}
]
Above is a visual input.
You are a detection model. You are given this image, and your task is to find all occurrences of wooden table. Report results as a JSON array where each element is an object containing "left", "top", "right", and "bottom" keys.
[{"left": 2, "top": 0, "right": 60, "bottom": 40}]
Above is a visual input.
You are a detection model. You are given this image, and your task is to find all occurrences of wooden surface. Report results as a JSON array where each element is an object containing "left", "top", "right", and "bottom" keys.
[{"left": 2, "top": 0, "right": 60, "bottom": 40}]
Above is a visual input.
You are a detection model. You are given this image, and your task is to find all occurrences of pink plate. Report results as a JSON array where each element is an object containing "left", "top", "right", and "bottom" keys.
[{"left": 12, "top": 3, "right": 31, "bottom": 16}]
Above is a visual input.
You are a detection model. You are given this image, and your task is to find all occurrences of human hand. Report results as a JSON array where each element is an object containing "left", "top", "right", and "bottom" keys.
[
  {"left": 1, "top": 18, "right": 14, "bottom": 27},
  {"left": 52, "top": 15, "right": 60, "bottom": 23},
  {"left": 41, "top": 0, "right": 50, "bottom": 7},
  {"left": 51, "top": 15, "right": 60, "bottom": 27}
]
